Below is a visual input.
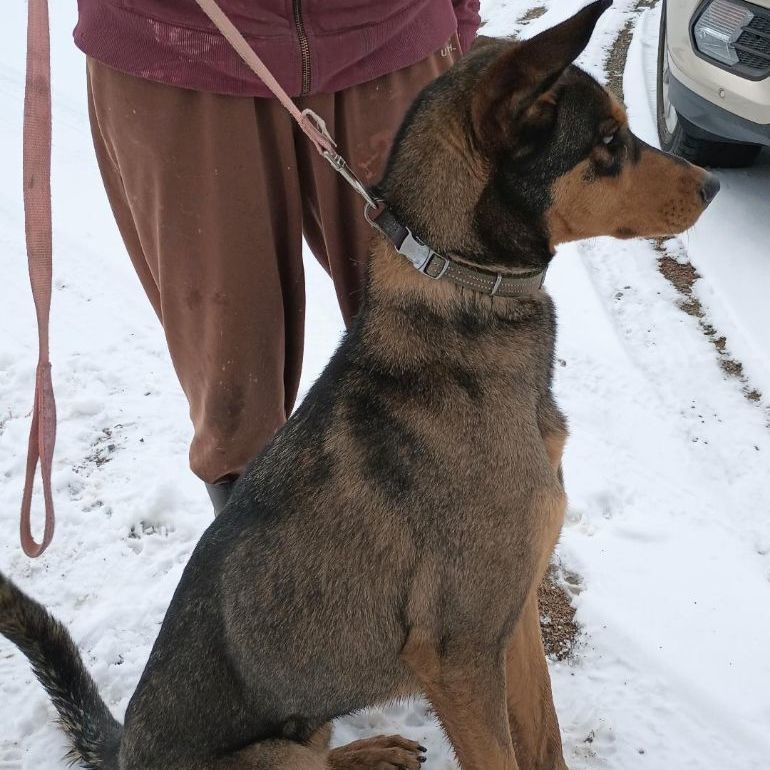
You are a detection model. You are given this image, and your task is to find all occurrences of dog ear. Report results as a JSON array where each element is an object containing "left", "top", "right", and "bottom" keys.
[{"left": 472, "top": 0, "right": 611, "bottom": 150}]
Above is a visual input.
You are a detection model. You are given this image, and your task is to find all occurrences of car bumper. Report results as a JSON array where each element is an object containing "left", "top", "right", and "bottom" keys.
[
  {"left": 667, "top": 0, "right": 770, "bottom": 139},
  {"left": 670, "top": 74, "right": 770, "bottom": 145}
]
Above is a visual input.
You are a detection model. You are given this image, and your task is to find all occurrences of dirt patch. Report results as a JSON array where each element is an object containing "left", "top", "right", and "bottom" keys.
[
  {"left": 658, "top": 253, "right": 701, "bottom": 316},
  {"left": 128, "top": 521, "right": 171, "bottom": 539},
  {"left": 658, "top": 249, "right": 762, "bottom": 402},
  {"left": 0, "top": 409, "right": 13, "bottom": 437},
  {"left": 539, "top": 565, "right": 581, "bottom": 661},
  {"left": 518, "top": 5, "right": 547, "bottom": 25},
  {"left": 74, "top": 425, "right": 123, "bottom": 473},
  {"left": 605, "top": 17, "right": 635, "bottom": 100},
  {"left": 605, "top": 0, "right": 658, "bottom": 101}
]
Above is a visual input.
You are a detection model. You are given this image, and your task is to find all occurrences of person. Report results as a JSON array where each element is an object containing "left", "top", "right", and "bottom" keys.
[{"left": 74, "top": 0, "right": 480, "bottom": 512}]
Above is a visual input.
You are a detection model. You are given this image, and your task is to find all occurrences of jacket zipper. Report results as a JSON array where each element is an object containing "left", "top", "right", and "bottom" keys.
[{"left": 293, "top": 0, "right": 312, "bottom": 96}]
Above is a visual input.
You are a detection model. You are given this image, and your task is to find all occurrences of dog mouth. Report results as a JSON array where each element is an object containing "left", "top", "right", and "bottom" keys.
[
  {"left": 621, "top": 147, "right": 721, "bottom": 239},
  {"left": 646, "top": 170, "right": 721, "bottom": 238}
]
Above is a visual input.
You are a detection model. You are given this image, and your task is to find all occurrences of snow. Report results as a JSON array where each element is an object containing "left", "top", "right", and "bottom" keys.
[{"left": 1, "top": 2, "right": 769, "bottom": 769}]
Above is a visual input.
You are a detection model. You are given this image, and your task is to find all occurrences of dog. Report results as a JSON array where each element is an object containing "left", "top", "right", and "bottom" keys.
[{"left": 0, "top": 2, "right": 718, "bottom": 768}]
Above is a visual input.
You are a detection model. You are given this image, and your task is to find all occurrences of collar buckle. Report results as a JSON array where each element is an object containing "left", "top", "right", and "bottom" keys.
[
  {"left": 425, "top": 253, "right": 450, "bottom": 280},
  {"left": 397, "top": 230, "right": 434, "bottom": 273},
  {"left": 391, "top": 228, "right": 452, "bottom": 282}
]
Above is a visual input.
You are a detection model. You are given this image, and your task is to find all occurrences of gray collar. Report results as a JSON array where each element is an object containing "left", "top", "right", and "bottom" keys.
[{"left": 368, "top": 206, "right": 547, "bottom": 297}]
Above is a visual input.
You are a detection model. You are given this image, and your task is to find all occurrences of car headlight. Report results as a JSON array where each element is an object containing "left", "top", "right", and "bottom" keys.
[
  {"left": 692, "top": 0, "right": 770, "bottom": 77},
  {"left": 693, "top": 0, "right": 755, "bottom": 66}
]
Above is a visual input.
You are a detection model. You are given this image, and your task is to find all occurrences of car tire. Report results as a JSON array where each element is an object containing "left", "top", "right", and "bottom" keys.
[{"left": 656, "top": 1, "right": 761, "bottom": 168}]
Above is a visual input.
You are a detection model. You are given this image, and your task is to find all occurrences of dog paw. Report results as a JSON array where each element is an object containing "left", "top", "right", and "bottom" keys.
[{"left": 328, "top": 734, "right": 426, "bottom": 769}]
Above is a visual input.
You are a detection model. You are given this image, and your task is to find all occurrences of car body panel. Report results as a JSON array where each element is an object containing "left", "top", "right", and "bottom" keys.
[{"left": 667, "top": 0, "right": 770, "bottom": 128}]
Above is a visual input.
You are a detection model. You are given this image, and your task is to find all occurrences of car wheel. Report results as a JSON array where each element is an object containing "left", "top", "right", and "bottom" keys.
[{"left": 656, "top": 1, "right": 761, "bottom": 168}]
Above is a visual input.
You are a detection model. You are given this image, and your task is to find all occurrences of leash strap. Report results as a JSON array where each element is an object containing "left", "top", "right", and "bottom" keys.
[
  {"left": 195, "top": 0, "right": 333, "bottom": 155},
  {"left": 194, "top": 0, "right": 379, "bottom": 208},
  {"left": 21, "top": 0, "right": 57, "bottom": 557}
]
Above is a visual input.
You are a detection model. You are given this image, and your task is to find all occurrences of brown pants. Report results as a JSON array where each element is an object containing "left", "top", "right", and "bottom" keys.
[{"left": 87, "top": 43, "right": 457, "bottom": 484}]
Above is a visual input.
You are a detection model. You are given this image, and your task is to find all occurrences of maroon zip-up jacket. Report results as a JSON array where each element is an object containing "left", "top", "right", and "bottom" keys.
[{"left": 74, "top": 0, "right": 481, "bottom": 97}]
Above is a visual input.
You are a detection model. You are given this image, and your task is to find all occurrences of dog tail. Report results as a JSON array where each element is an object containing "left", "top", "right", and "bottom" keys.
[{"left": 0, "top": 571, "right": 122, "bottom": 769}]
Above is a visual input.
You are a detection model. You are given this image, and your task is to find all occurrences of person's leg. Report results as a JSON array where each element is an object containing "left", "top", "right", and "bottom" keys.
[
  {"left": 87, "top": 59, "right": 305, "bottom": 489},
  {"left": 297, "top": 38, "right": 461, "bottom": 325}
]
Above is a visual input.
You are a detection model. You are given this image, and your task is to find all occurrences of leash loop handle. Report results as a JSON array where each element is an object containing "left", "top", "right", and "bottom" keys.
[
  {"left": 21, "top": 364, "right": 57, "bottom": 557},
  {"left": 21, "top": 0, "right": 57, "bottom": 557}
]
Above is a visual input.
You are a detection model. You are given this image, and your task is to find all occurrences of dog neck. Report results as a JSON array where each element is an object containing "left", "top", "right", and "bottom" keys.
[
  {"left": 355, "top": 236, "right": 555, "bottom": 378},
  {"left": 360, "top": 236, "right": 555, "bottom": 370}
]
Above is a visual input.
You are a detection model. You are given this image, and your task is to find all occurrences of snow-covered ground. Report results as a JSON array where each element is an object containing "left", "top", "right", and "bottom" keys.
[{"left": 1, "top": 2, "right": 769, "bottom": 769}]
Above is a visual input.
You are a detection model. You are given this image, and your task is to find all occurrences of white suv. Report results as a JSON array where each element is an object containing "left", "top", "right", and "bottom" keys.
[{"left": 658, "top": 0, "right": 770, "bottom": 166}]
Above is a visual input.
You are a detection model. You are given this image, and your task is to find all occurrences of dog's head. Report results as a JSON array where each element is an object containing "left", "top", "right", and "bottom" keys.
[{"left": 378, "top": 0, "right": 719, "bottom": 272}]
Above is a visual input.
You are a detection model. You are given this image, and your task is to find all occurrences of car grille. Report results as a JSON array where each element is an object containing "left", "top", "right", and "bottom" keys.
[{"left": 735, "top": 12, "right": 770, "bottom": 75}]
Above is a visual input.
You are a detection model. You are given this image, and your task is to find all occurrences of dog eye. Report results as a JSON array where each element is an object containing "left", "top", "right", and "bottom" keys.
[{"left": 602, "top": 132, "right": 616, "bottom": 146}]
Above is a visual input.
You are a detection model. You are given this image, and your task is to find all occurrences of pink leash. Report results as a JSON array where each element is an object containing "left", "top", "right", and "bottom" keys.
[
  {"left": 21, "top": 0, "right": 56, "bottom": 557},
  {"left": 18, "top": 0, "right": 376, "bottom": 556}
]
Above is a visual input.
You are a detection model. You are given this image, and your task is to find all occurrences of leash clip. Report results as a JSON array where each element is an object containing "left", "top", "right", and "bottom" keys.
[{"left": 323, "top": 151, "right": 380, "bottom": 209}]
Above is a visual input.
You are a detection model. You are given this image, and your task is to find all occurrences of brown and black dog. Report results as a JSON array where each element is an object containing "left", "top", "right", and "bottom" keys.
[{"left": 0, "top": 3, "right": 718, "bottom": 769}]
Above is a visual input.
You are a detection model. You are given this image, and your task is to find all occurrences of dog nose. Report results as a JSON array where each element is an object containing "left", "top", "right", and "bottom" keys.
[{"left": 700, "top": 173, "right": 721, "bottom": 207}]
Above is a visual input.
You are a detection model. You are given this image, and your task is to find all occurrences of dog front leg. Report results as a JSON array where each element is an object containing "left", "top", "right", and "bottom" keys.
[
  {"left": 505, "top": 593, "right": 568, "bottom": 770},
  {"left": 402, "top": 629, "right": 519, "bottom": 770}
]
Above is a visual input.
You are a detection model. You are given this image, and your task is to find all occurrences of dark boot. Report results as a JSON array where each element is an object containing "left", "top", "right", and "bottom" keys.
[{"left": 205, "top": 476, "right": 237, "bottom": 516}]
